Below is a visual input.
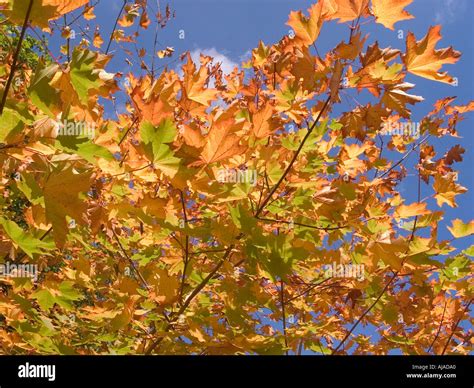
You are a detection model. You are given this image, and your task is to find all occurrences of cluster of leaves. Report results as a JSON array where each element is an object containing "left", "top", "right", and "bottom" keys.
[
  {"left": 0, "top": 0, "right": 472, "bottom": 355},
  {"left": 0, "top": 23, "right": 50, "bottom": 69}
]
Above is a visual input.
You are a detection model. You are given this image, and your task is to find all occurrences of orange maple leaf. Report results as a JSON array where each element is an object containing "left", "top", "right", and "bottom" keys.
[
  {"left": 403, "top": 25, "right": 461, "bottom": 84},
  {"left": 371, "top": 0, "right": 414, "bottom": 30},
  {"left": 192, "top": 119, "right": 246, "bottom": 166}
]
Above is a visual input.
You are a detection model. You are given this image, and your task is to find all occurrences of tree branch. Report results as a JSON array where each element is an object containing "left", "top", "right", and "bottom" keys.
[
  {"left": 255, "top": 95, "right": 331, "bottom": 217},
  {"left": 257, "top": 216, "right": 347, "bottom": 231},
  {"left": 178, "top": 189, "right": 190, "bottom": 304},
  {"left": 428, "top": 298, "right": 447, "bottom": 354},
  {"left": 144, "top": 243, "right": 236, "bottom": 354},
  {"left": 279, "top": 280, "right": 288, "bottom": 355},
  {"left": 0, "top": 0, "right": 34, "bottom": 115},
  {"left": 112, "top": 229, "right": 150, "bottom": 291},
  {"left": 441, "top": 299, "right": 472, "bottom": 355},
  {"left": 105, "top": 0, "right": 127, "bottom": 55},
  {"left": 332, "top": 151, "right": 423, "bottom": 354}
]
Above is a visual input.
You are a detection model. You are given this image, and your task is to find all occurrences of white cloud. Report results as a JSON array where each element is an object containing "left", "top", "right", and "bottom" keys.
[
  {"left": 434, "top": 0, "right": 466, "bottom": 24},
  {"left": 189, "top": 48, "right": 238, "bottom": 75}
]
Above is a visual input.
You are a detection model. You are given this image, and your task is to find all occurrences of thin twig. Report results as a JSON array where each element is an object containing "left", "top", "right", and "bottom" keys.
[
  {"left": 441, "top": 299, "right": 472, "bottom": 355},
  {"left": 285, "top": 277, "right": 332, "bottom": 304},
  {"left": 257, "top": 216, "right": 347, "bottom": 231},
  {"left": 255, "top": 95, "right": 331, "bottom": 217},
  {"left": 112, "top": 229, "right": 150, "bottom": 291},
  {"left": 427, "top": 299, "right": 447, "bottom": 354},
  {"left": 144, "top": 243, "right": 236, "bottom": 354},
  {"left": 178, "top": 189, "right": 190, "bottom": 304},
  {"left": 332, "top": 149, "right": 423, "bottom": 354},
  {"left": 379, "top": 135, "right": 429, "bottom": 179},
  {"left": 0, "top": 0, "right": 34, "bottom": 115},
  {"left": 105, "top": 0, "right": 127, "bottom": 55},
  {"left": 280, "top": 280, "right": 289, "bottom": 355}
]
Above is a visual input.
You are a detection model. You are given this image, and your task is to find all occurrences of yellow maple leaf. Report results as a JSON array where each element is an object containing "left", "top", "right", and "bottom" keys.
[
  {"left": 196, "top": 119, "right": 246, "bottom": 165},
  {"left": 251, "top": 102, "right": 276, "bottom": 139},
  {"left": 433, "top": 174, "right": 467, "bottom": 208},
  {"left": 403, "top": 25, "right": 461, "bottom": 84},
  {"left": 372, "top": 0, "right": 414, "bottom": 30},
  {"left": 324, "top": 0, "right": 370, "bottom": 23},
  {"left": 287, "top": 2, "right": 327, "bottom": 46},
  {"left": 4, "top": 0, "right": 88, "bottom": 29},
  {"left": 394, "top": 202, "right": 430, "bottom": 218},
  {"left": 447, "top": 219, "right": 474, "bottom": 238},
  {"left": 44, "top": 166, "right": 92, "bottom": 247}
]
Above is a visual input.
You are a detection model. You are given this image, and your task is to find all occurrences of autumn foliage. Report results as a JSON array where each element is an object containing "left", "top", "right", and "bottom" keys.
[{"left": 0, "top": 0, "right": 472, "bottom": 355}]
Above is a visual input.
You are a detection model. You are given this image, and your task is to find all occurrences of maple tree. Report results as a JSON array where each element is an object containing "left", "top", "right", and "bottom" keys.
[{"left": 0, "top": 0, "right": 472, "bottom": 356}]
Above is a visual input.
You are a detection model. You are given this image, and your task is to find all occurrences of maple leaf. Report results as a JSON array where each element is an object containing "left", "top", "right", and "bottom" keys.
[
  {"left": 433, "top": 174, "right": 467, "bottom": 208},
  {"left": 152, "top": 269, "right": 179, "bottom": 306},
  {"left": 371, "top": 241, "right": 405, "bottom": 270},
  {"left": 381, "top": 82, "right": 424, "bottom": 118},
  {"left": 447, "top": 219, "right": 474, "bottom": 239},
  {"left": 335, "top": 31, "right": 367, "bottom": 60},
  {"left": 287, "top": 2, "right": 327, "bottom": 46},
  {"left": 4, "top": 0, "right": 88, "bottom": 29},
  {"left": 140, "top": 119, "right": 181, "bottom": 178},
  {"left": 193, "top": 118, "right": 246, "bottom": 166},
  {"left": 394, "top": 202, "right": 430, "bottom": 218},
  {"left": 181, "top": 53, "right": 218, "bottom": 106},
  {"left": 43, "top": 166, "right": 92, "bottom": 247},
  {"left": 444, "top": 145, "right": 465, "bottom": 165},
  {"left": 371, "top": 0, "right": 414, "bottom": 30},
  {"left": 0, "top": 218, "right": 54, "bottom": 258},
  {"left": 131, "top": 74, "right": 178, "bottom": 125},
  {"left": 324, "top": 0, "right": 370, "bottom": 23},
  {"left": 251, "top": 102, "right": 277, "bottom": 139},
  {"left": 403, "top": 25, "right": 461, "bottom": 84}
]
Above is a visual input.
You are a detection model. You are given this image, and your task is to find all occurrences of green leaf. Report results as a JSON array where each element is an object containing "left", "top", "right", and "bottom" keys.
[
  {"left": 16, "top": 173, "right": 45, "bottom": 206},
  {"left": 70, "top": 49, "right": 103, "bottom": 103},
  {"left": 55, "top": 135, "right": 113, "bottom": 164},
  {"left": 228, "top": 203, "right": 257, "bottom": 232},
  {"left": 31, "top": 289, "right": 56, "bottom": 310},
  {"left": 32, "top": 282, "right": 82, "bottom": 311},
  {"left": 0, "top": 218, "right": 54, "bottom": 258},
  {"left": 442, "top": 255, "right": 470, "bottom": 280},
  {"left": 28, "top": 63, "right": 61, "bottom": 117},
  {"left": 141, "top": 119, "right": 180, "bottom": 177},
  {"left": 43, "top": 165, "right": 92, "bottom": 247}
]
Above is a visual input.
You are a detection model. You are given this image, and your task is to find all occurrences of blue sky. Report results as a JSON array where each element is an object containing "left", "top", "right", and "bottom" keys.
[{"left": 42, "top": 0, "right": 473, "bottom": 354}]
